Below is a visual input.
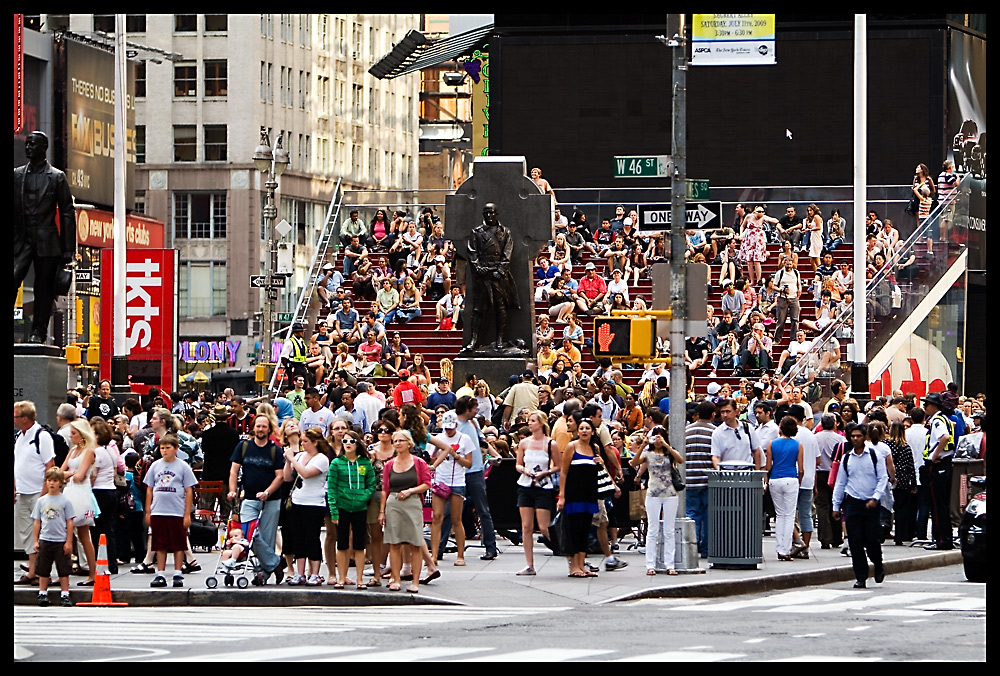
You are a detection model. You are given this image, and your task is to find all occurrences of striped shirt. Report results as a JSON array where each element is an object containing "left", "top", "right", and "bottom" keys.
[
  {"left": 684, "top": 421, "right": 716, "bottom": 489},
  {"left": 937, "top": 171, "right": 957, "bottom": 202}
]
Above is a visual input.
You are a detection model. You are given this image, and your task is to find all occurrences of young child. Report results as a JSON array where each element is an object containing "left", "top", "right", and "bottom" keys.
[
  {"left": 32, "top": 467, "right": 76, "bottom": 607},
  {"left": 220, "top": 526, "right": 251, "bottom": 569},
  {"left": 143, "top": 435, "right": 198, "bottom": 588}
]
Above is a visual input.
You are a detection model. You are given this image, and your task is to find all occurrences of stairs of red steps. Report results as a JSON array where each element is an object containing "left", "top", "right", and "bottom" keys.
[{"left": 319, "top": 243, "right": 855, "bottom": 393}]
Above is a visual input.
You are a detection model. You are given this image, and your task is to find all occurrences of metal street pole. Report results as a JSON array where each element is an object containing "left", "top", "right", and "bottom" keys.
[
  {"left": 851, "top": 14, "right": 869, "bottom": 403},
  {"left": 668, "top": 14, "right": 701, "bottom": 574},
  {"left": 111, "top": 13, "right": 129, "bottom": 394}
]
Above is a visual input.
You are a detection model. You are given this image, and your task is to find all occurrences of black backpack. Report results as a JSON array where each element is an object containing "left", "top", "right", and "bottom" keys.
[{"left": 23, "top": 424, "right": 70, "bottom": 468}]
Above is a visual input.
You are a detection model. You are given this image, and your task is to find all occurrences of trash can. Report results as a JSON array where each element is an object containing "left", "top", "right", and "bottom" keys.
[{"left": 707, "top": 464, "right": 767, "bottom": 569}]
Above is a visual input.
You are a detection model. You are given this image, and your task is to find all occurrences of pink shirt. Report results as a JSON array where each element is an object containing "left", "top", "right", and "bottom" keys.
[
  {"left": 382, "top": 456, "right": 431, "bottom": 493},
  {"left": 359, "top": 341, "right": 382, "bottom": 364}
]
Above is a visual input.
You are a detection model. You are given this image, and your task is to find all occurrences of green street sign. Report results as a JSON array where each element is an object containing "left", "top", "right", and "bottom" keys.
[
  {"left": 614, "top": 155, "right": 671, "bottom": 179},
  {"left": 276, "top": 312, "right": 294, "bottom": 322},
  {"left": 686, "top": 179, "right": 710, "bottom": 199}
]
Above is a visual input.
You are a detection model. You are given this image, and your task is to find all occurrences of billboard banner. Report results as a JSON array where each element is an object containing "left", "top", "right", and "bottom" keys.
[
  {"left": 691, "top": 14, "right": 775, "bottom": 66},
  {"left": 76, "top": 208, "right": 165, "bottom": 249},
  {"left": 99, "top": 249, "right": 177, "bottom": 393},
  {"left": 65, "top": 39, "right": 135, "bottom": 208}
]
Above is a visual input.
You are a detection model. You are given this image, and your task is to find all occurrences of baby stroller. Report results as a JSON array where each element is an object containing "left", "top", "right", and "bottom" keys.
[{"left": 206, "top": 517, "right": 260, "bottom": 589}]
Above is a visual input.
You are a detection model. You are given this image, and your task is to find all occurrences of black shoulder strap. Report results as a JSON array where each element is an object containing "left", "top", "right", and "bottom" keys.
[
  {"left": 869, "top": 448, "right": 878, "bottom": 471},
  {"left": 32, "top": 427, "right": 43, "bottom": 454}
]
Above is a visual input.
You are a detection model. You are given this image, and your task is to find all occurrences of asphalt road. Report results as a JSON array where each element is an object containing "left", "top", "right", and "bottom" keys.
[{"left": 14, "top": 564, "right": 985, "bottom": 662}]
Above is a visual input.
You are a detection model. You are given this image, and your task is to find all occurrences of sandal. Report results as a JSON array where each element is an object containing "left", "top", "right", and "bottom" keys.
[
  {"left": 516, "top": 567, "right": 536, "bottom": 576},
  {"left": 332, "top": 582, "right": 345, "bottom": 589},
  {"left": 130, "top": 563, "right": 154, "bottom": 574},
  {"left": 367, "top": 577, "right": 382, "bottom": 587},
  {"left": 584, "top": 571, "right": 599, "bottom": 578},
  {"left": 356, "top": 582, "right": 368, "bottom": 590},
  {"left": 77, "top": 579, "right": 95, "bottom": 587},
  {"left": 666, "top": 569, "right": 679, "bottom": 576},
  {"left": 453, "top": 559, "right": 466, "bottom": 567},
  {"left": 419, "top": 569, "right": 441, "bottom": 585},
  {"left": 326, "top": 577, "right": 340, "bottom": 585},
  {"left": 388, "top": 582, "right": 401, "bottom": 591},
  {"left": 646, "top": 569, "right": 657, "bottom": 576},
  {"left": 567, "top": 571, "right": 588, "bottom": 578},
  {"left": 406, "top": 585, "right": 419, "bottom": 593}
]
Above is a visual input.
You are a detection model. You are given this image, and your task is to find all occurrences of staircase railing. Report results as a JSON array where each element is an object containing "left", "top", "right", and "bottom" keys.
[
  {"left": 267, "top": 177, "right": 343, "bottom": 393},
  {"left": 781, "top": 172, "right": 973, "bottom": 389}
]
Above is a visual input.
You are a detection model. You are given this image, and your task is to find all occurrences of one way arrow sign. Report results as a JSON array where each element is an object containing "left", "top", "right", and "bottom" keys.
[
  {"left": 250, "top": 275, "right": 286, "bottom": 288},
  {"left": 637, "top": 201, "right": 723, "bottom": 233}
]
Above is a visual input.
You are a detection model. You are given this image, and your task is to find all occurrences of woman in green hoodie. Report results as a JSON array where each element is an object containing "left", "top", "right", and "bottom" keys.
[{"left": 328, "top": 430, "right": 376, "bottom": 589}]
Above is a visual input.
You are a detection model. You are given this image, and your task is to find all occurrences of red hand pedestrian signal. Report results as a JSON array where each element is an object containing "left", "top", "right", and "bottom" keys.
[{"left": 597, "top": 322, "right": 615, "bottom": 352}]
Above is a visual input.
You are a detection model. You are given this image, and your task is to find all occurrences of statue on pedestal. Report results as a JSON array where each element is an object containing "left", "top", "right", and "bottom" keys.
[
  {"left": 14, "top": 131, "right": 76, "bottom": 344},
  {"left": 462, "top": 203, "right": 523, "bottom": 354}
]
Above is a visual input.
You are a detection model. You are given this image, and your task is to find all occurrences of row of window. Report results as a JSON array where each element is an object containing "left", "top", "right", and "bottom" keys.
[{"left": 92, "top": 14, "right": 227, "bottom": 34}]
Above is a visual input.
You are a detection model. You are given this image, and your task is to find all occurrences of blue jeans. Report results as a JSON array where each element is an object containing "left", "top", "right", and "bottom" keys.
[
  {"left": 438, "top": 469, "right": 497, "bottom": 556},
  {"left": 396, "top": 307, "right": 421, "bottom": 323},
  {"left": 796, "top": 487, "right": 814, "bottom": 534},
  {"left": 685, "top": 488, "right": 709, "bottom": 557},
  {"left": 239, "top": 498, "right": 281, "bottom": 574}
]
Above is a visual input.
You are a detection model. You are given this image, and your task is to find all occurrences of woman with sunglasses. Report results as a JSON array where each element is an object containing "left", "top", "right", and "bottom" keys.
[
  {"left": 320, "top": 419, "right": 348, "bottom": 584},
  {"left": 429, "top": 412, "right": 476, "bottom": 567},
  {"left": 380, "top": 430, "right": 432, "bottom": 592},
  {"left": 328, "top": 430, "right": 376, "bottom": 589},
  {"left": 282, "top": 427, "right": 332, "bottom": 586},
  {"left": 739, "top": 206, "right": 779, "bottom": 287}
]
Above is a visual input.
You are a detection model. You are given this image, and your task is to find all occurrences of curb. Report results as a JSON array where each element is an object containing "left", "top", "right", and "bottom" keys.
[
  {"left": 13, "top": 587, "right": 463, "bottom": 607},
  {"left": 598, "top": 550, "right": 964, "bottom": 603}
]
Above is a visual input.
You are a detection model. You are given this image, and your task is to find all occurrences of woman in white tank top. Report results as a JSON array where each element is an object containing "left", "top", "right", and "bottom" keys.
[{"left": 514, "top": 411, "right": 558, "bottom": 576}]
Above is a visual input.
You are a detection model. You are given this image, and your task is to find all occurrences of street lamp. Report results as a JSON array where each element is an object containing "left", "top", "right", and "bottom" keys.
[{"left": 252, "top": 127, "right": 289, "bottom": 393}]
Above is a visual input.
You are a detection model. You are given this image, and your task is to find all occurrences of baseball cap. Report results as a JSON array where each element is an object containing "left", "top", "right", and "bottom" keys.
[
  {"left": 322, "top": 263, "right": 335, "bottom": 271},
  {"left": 398, "top": 369, "right": 410, "bottom": 379},
  {"left": 438, "top": 376, "right": 450, "bottom": 383},
  {"left": 442, "top": 411, "right": 459, "bottom": 429},
  {"left": 585, "top": 262, "right": 596, "bottom": 270},
  {"left": 707, "top": 382, "right": 722, "bottom": 396},
  {"left": 434, "top": 255, "right": 445, "bottom": 262},
  {"left": 522, "top": 370, "right": 535, "bottom": 380}
]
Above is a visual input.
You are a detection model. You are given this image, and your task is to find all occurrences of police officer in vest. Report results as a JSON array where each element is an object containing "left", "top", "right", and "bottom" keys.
[
  {"left": 922, "top": 392, "right": 955, "bottom": 550},
  {"left": 281, "top": 322, "right": 310, "bottom": 385}
]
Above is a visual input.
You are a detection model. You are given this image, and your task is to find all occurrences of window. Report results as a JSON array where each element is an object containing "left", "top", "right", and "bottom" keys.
[
  {"left": 299, "top": 14, "right": 307, "bottom": 46},
  {"left": 260, "top": 62, "right": 267, "bottom": 101},
  {"left": 336, "top": 79, "right": 345, "bottom": 116},
  {"left": 174, "top": 64, "right": 197, "bottom": 97},
  {"left": 318, "top": 15, "right": 328, "bottom": 50},
  {"left": 135, "top": 125, "right": 146, "bottom": 163},
  {"left": 174, "top": 192, "right": 227, "bottom": 239},
  {"left": 336, "top": 18, "right": 346, "bottom": 57},
  {"left": 204, "top": 14, "right": 227, "bottom": 32},
  {"left": 267, "top": 64, "right": 273, "bottom": 103},
  {"left": 204, "top": 60, "right": 227, "bottom": 97},
  {"left": 318, "top": 76, "right": 330, "bottom": 115},
  {"left": 126, "top": 15, "right": 146, "bottom": 32},
  {"left": 173, "top": 125, "right": 197, "bottom": 162},
  {"left": 179, "top": 261, "right": 227, "bottom": 317},
  {"left": 370, "top": 148, "right": 378, "bottom": 185},
  {"left": 304, "top": 135, "right": 310, "bottom": 173},
  {"left": 133, "top": 191, "right": 146, "bottom": 215},
  {"left": 352, "top": 22, "right": 361, "bottom": 56},
  {"left": 134, "top": 61, "right": 146, "bottom": 98},
  {"left": 352, "top": 143, "right": 361, "bottom": 178},
  {"left": 280, "top": 67, "right": 287, "bottom": 106},
  {"left": 204, "top": 125, "right": 227, "bottom": 162},
  {"left": 352, "top": 84, "right": 363, "bottom": 121},
  {"left": 174, "top": 14, "right": 197, "bottom": 33},
  {"left": 368, "top": 87, "right": 375, "bottom": 124},
  {"left": 299, "top": 71, "right": 309, "bottom": 110},
  {"left": 93, "top": 14, "right": 114, "bottom": 33},
  {"left": 369, "top": 27, "right": 376, "bottom": 60}
]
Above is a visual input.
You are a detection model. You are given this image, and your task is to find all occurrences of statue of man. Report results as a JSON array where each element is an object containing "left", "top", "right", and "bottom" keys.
[
  {"left": 464, "top": 203, "right": 520, "bottom": 352},
  {"left": 14, "top": 131, "right": 76, "bottom": 344}
]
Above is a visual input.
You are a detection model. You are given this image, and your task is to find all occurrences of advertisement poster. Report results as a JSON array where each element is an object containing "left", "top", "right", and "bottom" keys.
[{"left": 691, "top": 14, "right": 775, "bottom": 66}]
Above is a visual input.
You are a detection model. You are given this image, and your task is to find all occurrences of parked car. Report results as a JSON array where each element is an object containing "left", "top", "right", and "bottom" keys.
[{"left": 958, "top": 475, "right": 986, "bottom": 582}]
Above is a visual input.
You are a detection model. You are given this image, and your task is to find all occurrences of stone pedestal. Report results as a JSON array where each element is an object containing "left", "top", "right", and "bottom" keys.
[
  {"left": 13, "top": 344, "right": 68, "bottom": 427},
  {"left": 454, "top": 357, "right": 528, "bottom": 396}
]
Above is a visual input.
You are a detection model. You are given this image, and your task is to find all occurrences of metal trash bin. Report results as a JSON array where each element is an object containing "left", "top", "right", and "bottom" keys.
[{"left": 707, "top": 464, "right": 767, "bottom": 568}]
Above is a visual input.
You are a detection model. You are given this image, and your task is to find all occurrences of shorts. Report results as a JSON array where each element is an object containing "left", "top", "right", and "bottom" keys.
[
  {"left": 796, "top": 487, "right": 814, "bottom": 533},
  {"left": 35, "top": 540, "right": 72, "bottom": 578},
  {"left": 591, "top": 497, "right": 610, "bottom": 527},
  {"left": 517, "top": 486, "right": 556, "bottom": 512},
  {"left": 149, "top": 515, "right": 188, "bottom": 553},
  {"left": 336, "top": 509, "right": 369, "bottom": 551},
  {"left": 367, "top": 494, "right": 382, "bottom": 525},
  {"left": 15, "top": 493, "right": 39, "bottom": 554}
]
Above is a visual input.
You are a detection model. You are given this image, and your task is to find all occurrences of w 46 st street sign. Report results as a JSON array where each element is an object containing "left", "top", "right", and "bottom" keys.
[{"left": 614, "top": 155, "right": 672, "bottom": 178}]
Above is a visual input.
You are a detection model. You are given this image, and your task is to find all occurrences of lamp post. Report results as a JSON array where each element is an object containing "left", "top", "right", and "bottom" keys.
[{"left": 252, "top": 127, "right": 289, "bottom": 393}]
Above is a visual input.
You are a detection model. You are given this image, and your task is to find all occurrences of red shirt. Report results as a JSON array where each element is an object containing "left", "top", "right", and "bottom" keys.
[
  {"left": 578, "top": 275, "right": 607, "bottom": 300},
  {"left": 392, "top": 381, "right": 424, "bottom": 408}
]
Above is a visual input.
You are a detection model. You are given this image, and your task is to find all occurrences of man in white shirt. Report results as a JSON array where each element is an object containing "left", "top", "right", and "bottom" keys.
[
  {"left": 711, "top": 398, "right": 762, "bottom": 469},
  {"left": 589, "top": 381, "right": 621, "bottom": 426},
  {"left": 905, "top": 406, "right": 929, "bottom": 538},
  {"left": 814, "top": 414, "right": 846, "bottom": 549},
  {"left": 14, "top": 400, "right": 56, "bottom": 585},
  {"left": 789, "top": 404, "right": 821, "bottom": 558},
  {"left": 353, "top": 382, "right": 383, "bottom": 432},
  {"left": 334, "top": 389, "right": 369, "bottom": 434},
  {"left": 55, "top": 403, "right": 77, "bottom": 449},
  {"left": 754, "top": 401, "right": 780, "bottom": 450},
  {"left": 298, "top": 388, "right": 336, "bottom": 437},
  {"left": 777, "top": 329, "right": 813, "bottom": 375}
]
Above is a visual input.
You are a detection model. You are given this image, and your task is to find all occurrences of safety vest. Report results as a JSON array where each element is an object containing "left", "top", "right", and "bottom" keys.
[
  {"left": 923, "top": 412, "right": 955, "bottom": 459},
  {"left": 289, "top": 335, "right": 308, "bottom": 363}
]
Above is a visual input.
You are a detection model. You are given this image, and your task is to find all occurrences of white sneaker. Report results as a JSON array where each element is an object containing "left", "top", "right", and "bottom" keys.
[{"left": 305, "top": 574, "right": 322, "bottom": 586}]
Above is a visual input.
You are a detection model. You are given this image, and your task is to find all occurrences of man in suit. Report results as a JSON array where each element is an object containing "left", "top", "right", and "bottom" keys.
[{"left": 14, "top": 131, "right": 76, "bottom": 344}]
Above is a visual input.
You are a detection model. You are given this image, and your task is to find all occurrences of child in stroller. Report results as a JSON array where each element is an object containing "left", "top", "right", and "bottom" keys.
[{"left": 206, "top": 518, "right": 259, "bottom": 589}]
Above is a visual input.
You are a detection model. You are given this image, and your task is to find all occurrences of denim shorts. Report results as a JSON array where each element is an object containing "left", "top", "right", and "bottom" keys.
[
  {"left": 446, "top": 485, "right": 467, "bottom": 499},
  {"left": 797, "top": 487, "right": 814, "bottom": 533}
]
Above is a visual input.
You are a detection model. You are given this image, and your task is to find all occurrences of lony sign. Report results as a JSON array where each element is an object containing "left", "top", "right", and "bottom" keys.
[{"left": 100, "top": 249, "right": 178, "bottom": 393}]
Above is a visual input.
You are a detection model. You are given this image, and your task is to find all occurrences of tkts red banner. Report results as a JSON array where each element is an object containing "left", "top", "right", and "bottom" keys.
[{"left": 99, "top": 249, "right": 178, "bottom": 394}]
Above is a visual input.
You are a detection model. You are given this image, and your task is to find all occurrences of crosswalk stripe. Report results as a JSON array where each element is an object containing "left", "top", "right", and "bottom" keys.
[
  {"left": 767, "top": 655, "right": 881, "bottom": 662},
  {"left": 614, "top": 651, "right": 745, "bottom": 662},
  {"left": 671, "top": 589, "right": 857, "bottom": 612},
  {"left": 464, "top": 648, "right": 613, "bottom": 662},
  {"left": 759, "top": 592, "right": 962, "bottom": 614},
  {"left": 150, "top": 646, "right": 365, "bottom": 662},
  {"left": 312, "top": 647, "right": 490, "bottom": 662}
]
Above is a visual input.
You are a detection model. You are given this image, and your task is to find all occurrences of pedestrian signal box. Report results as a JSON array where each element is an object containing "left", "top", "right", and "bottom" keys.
[{"left": 593, "top": 317, "right": 655, "bottom": 359}]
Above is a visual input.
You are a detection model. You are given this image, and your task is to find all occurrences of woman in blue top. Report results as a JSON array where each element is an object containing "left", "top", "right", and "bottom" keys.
[
  {"left": 764, "top": 416, "right": 804, "bottom": 561},
  {"left": 557, "top": 414, "right": 601, "bottom": 578}
]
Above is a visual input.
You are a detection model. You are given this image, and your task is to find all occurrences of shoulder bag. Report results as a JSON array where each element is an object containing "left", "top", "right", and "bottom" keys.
[{"left": 669, "top": 451, "right": 686, "bottom": 492}]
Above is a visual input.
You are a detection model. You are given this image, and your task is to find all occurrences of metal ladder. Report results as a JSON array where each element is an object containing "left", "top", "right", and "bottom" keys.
[{"left": 267, "top": 177, "right": 343, "bottom": 393}]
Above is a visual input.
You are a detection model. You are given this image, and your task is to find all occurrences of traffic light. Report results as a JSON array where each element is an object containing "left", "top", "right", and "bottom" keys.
[{"left": 593, "top": 317, "right": 655, "bottom": 359}]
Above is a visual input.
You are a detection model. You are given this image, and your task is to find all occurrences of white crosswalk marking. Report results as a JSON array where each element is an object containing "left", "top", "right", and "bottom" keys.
[
  {"left": 151, "top": 646, "right": 367, "bottom": 662},
  {"left": 670, "top": 589, "right": 858, "bottom": 612},
  {"left": 767, "top": 655, "right": 882, "bottom": 662},
  {"left": 465, "top": 648, "right": 613, "bottom": 662},
  {"left": 614, "top": 651, "right": 746, "bottom": 662},
  {"left": 313, "top": 647, "right": 490, "bottom": 662},
  {"left": 760, "top": 592, "right": 962, "bottom": 614}
]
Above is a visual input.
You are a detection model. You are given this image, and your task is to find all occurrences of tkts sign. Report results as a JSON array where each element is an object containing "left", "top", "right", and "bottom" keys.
[{"left": 99, "top": 249, "right": 178, "bottom": 393}]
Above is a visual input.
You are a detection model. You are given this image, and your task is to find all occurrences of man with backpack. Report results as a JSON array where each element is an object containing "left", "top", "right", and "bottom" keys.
[
  {"left": 833, "top": 423, "right": 889, "bottom": 588},
  {"left": 14, "top": 400, "right": 57, "bottom": 585},
  {"left": 923, "top": 392, "right": 956, "bottom": 550}
]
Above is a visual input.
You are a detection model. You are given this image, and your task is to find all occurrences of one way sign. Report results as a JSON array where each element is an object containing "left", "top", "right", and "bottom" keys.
[
  {"left": 637, "top": 201, "right": 723, "bottom": 233},
  {"left": 250, "top": 275, "right": 286, "bottom": 288}
]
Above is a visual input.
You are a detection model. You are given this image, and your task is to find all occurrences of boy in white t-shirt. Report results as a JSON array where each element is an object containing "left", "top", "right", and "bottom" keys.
[
  {"left": 32, "top": 467, "right": 76, "bottom": 606},
  {"left": 143, "top": 435, "right": 198, "bottom": 588}
]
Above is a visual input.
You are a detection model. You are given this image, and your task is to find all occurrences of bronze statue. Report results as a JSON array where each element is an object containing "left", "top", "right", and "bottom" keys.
[
  {"left": 14, "top": 131, "right": 76, "bottom": 344},
  {"left": 462, "top": 203, "right": 521, "bottom": 353}
]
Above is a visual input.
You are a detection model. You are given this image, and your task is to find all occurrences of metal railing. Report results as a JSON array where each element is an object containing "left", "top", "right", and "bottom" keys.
[{"left": 781, "top": 173, "right": 973, "bottom": 388}]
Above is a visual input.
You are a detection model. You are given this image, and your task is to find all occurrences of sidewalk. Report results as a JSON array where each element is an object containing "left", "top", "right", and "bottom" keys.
[{"left": 13, "top": 533, "right": 962, "bottom": 607}]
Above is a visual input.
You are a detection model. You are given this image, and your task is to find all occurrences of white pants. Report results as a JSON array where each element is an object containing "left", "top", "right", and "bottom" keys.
[
  {"left": 769, "top": 477, "right": 800, "bottom": 556},
  {"left": 645, "top": 495, "right": 678, "bottom": 571}
]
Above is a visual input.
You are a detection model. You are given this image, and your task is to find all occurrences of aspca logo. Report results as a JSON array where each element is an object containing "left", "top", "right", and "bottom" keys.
[
  {"left": 757, "top": 45, "right": 770, "bottom": 56},
  {"left": 694, "top": 47, "right": 711, "bottom": 53}
]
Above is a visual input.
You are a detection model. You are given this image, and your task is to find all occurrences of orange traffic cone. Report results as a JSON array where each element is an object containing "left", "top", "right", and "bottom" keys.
[{"left": 77, "top": 534, "right": 128, "bottom": 606}]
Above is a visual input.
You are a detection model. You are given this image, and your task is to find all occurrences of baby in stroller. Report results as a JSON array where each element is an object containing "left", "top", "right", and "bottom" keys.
[{"left": 220, "top": 526, "right": 251, "bottom": 570}]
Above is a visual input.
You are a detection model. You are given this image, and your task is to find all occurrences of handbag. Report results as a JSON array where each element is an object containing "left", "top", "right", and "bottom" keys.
[
  {"left": 547, "top": 510, "right": 571, "bottom": 557},
  {"left": 629, "top": 488, "right": 647, "bottom": 520},
  {"left": 596, "top": 464, "right": 616, "bottom": 499},
  {"left": 669, "top": 453, "right": 686, "bottom": 492},
  {"left": 431, "top": 455, "right": 456, "bottom": 499},
  {"left": 827, "top": 441, "right": 846, "bottom": 487}
]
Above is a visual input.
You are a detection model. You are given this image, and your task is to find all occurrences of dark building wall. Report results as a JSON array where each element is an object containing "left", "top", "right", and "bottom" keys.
[{"left": 492, "top": 20, "right": 948, "bottom": 189}]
